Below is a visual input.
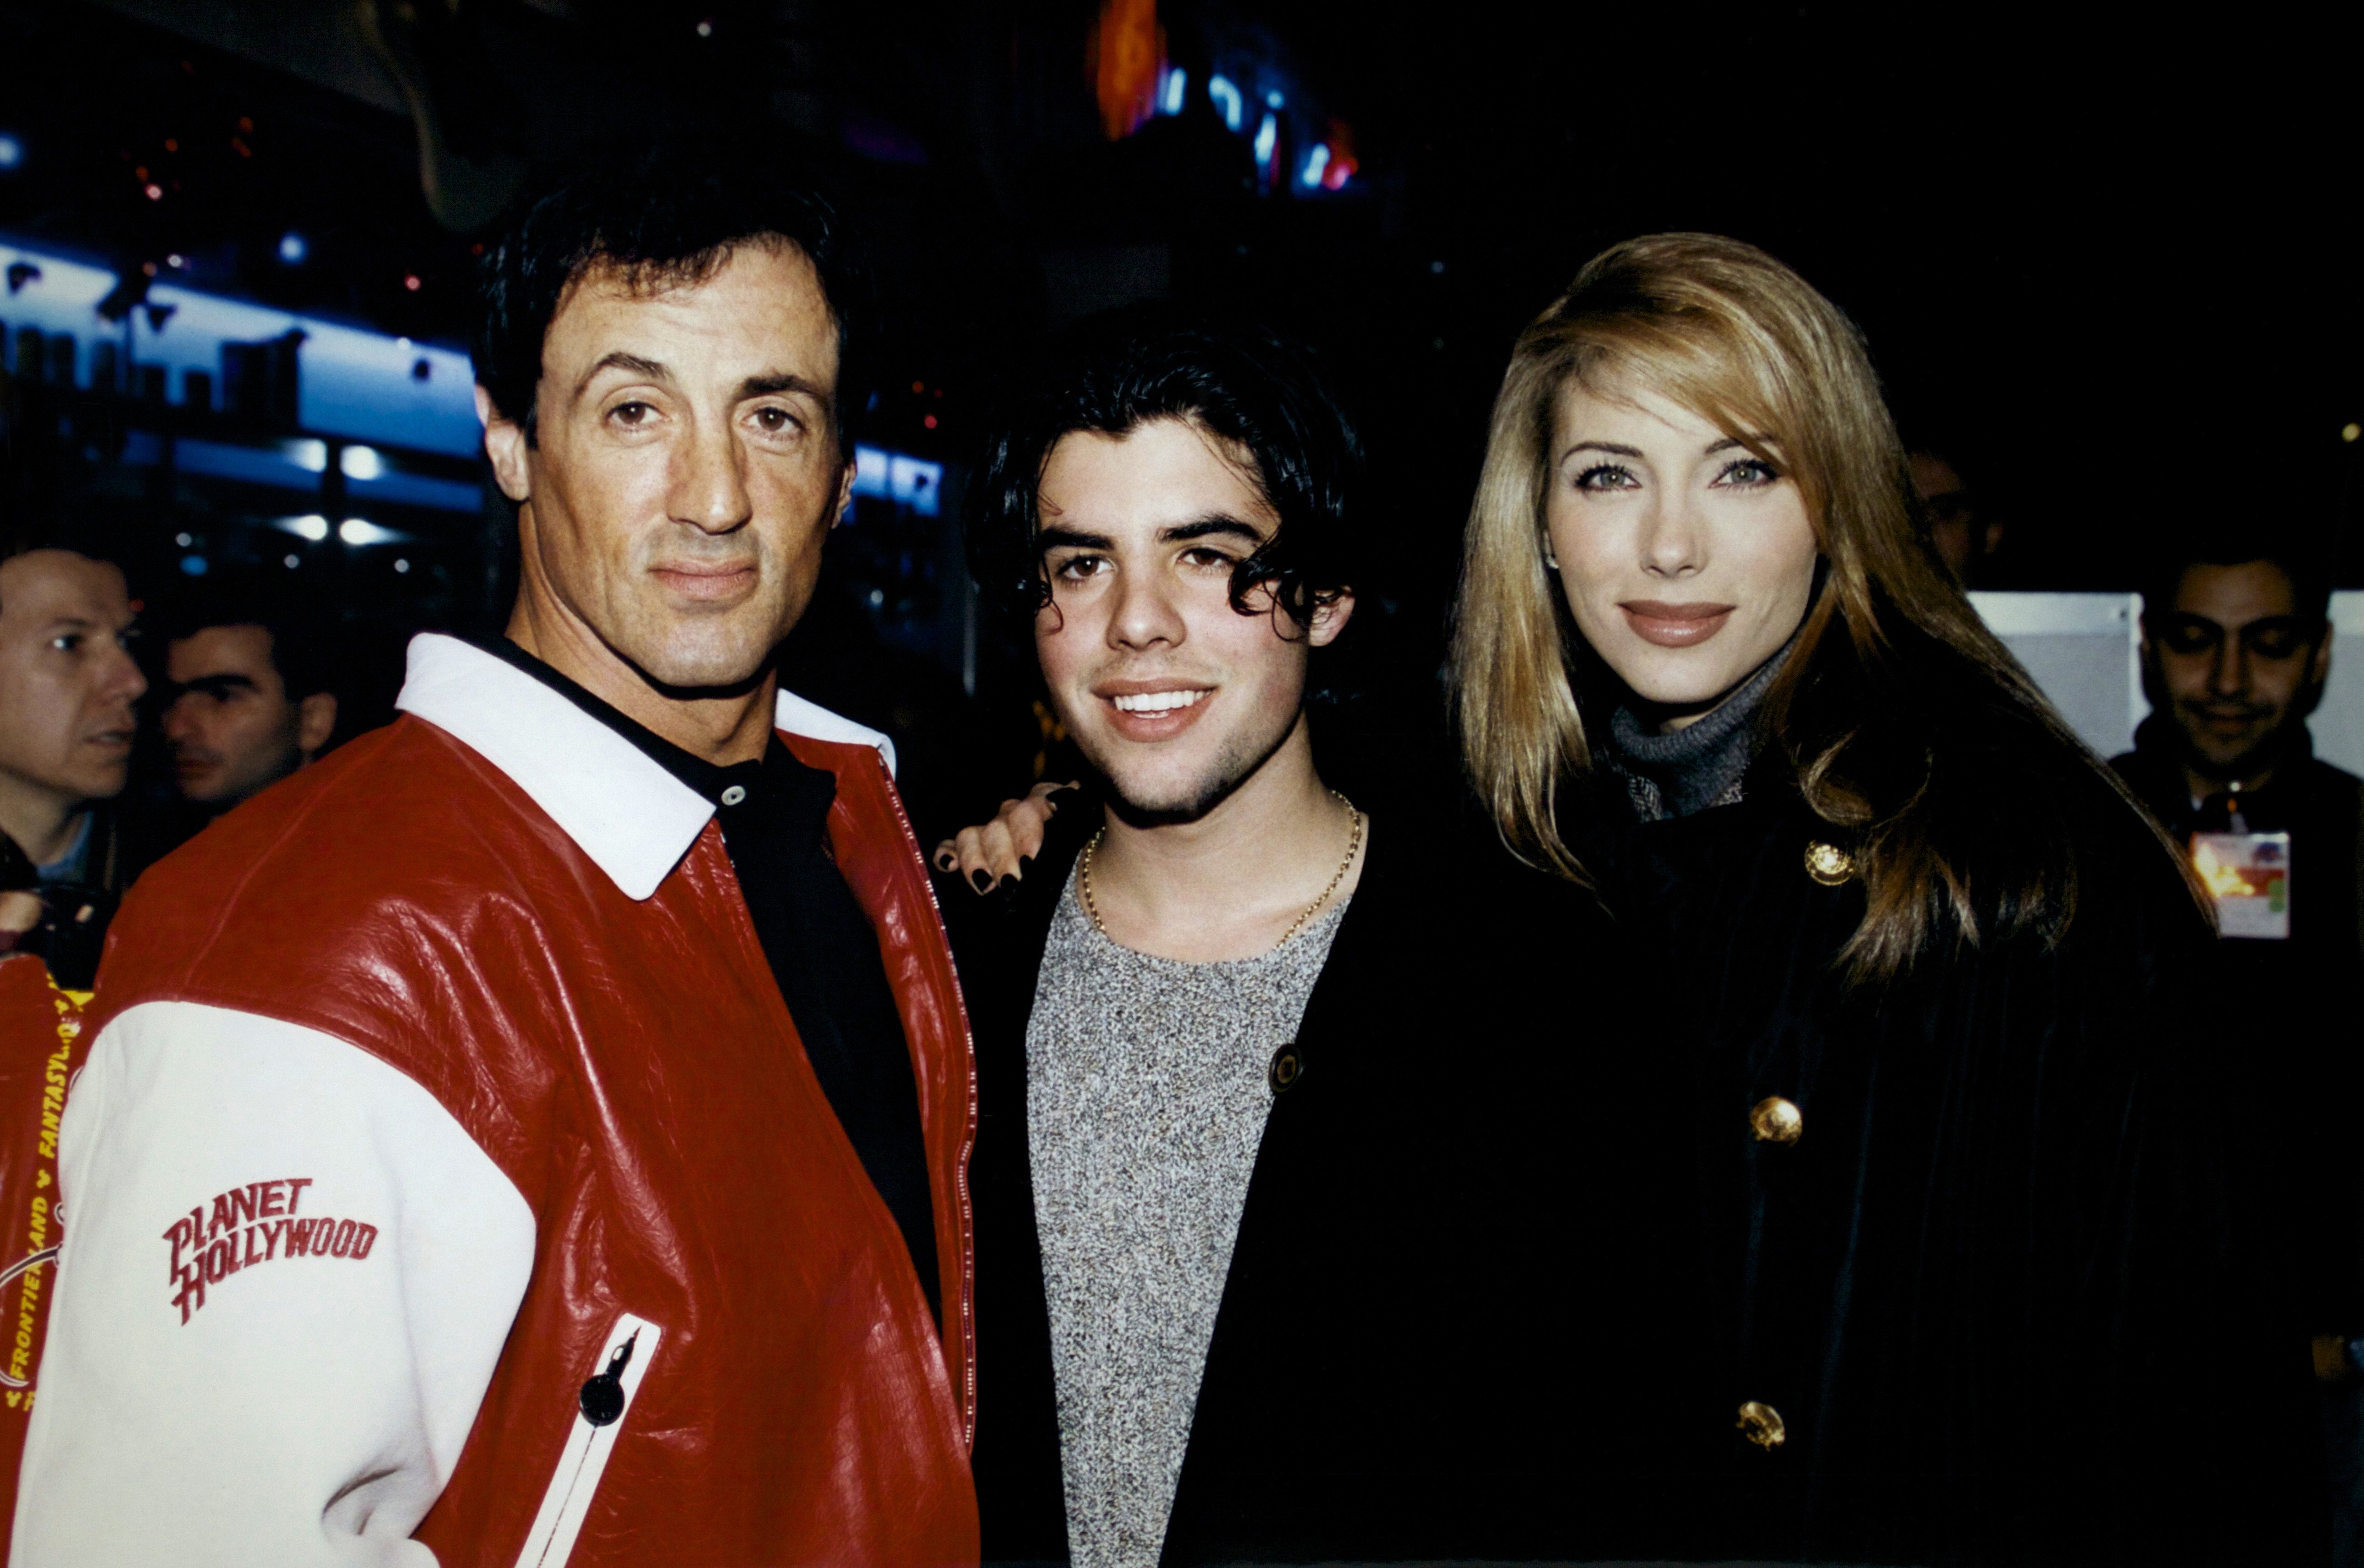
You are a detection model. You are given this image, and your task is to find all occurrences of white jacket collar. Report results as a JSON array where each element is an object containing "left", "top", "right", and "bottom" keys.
[{"left": 393, "top": 633, "right": 895, "bottom": 902}]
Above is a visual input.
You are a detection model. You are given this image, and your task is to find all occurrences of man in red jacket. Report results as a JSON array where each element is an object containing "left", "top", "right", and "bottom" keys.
[{"left": 14, "top": 146, "right": 978, "bottom": 1568}]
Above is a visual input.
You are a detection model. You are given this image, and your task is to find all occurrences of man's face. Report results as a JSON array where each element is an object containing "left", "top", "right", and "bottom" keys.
[
  {"left": 1033, "top": 418, "right": 1351, "bottom": 820},
  {"left": 484, "top": 240, "right": 854, "bottom": 690},
  {"left": 1909, "top": 452, "right": 1984, "bottom": 581},
  {"left": 2145, "top": 559, "right": 2329, "bottom": 782},
  {"left": 162, "top": 624, "right": 314, "bottom": 806},
  {"left": 0, "top": 551, "right": 146, "bottom": 807}
]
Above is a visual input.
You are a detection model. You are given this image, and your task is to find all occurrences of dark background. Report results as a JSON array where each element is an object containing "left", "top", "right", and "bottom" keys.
[{"left": 4, "top": 0, "right": 2359, "bottom": 830}]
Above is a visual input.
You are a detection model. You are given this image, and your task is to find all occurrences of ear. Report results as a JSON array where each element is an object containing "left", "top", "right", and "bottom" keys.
[
  {"left": 477, "top": 385, "right": 532, "bottom": 505},
  {"left": 1980, "top": 521, "right": 2008, "bottom": 559},
  {"left": 2312, "top": 628, "right": 2336, "bottom": 688},
  {"left": 831, "top": 455, "right": 857, "bottom": 529},
  {"left": 296, "top": 691, "right": 338, "bottom": 760},
  {"left": 1307, "top": 588, "right": 1357, "bottom": 649}
]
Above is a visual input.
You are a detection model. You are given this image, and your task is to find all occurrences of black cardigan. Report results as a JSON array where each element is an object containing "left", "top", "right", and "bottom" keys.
[{"left": 945, "top": 796, "right": 1706, "bottom": 1566}]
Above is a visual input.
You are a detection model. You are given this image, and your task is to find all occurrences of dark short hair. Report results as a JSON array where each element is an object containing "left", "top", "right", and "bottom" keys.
[
  {"left": 156, "top": 580, "right": 336, "bottom": 701},
  {"left": 474, "top": 143, "right": 863, "bottom": 456},
  {"left": 971, "top": 306, "right": 1362, "bottom": 631},
  {"left": 2143, "top": 526, "right": 2334, "bottom": 629}
]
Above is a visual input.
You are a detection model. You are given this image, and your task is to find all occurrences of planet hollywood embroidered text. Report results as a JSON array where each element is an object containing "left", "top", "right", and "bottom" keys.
[{"left": 162, "top": 1178, "right": 379, "bottom": 1324}]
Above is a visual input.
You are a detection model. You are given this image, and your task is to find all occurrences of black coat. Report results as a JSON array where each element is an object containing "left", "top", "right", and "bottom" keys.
[
  {"left": 946, "top": 796, "right": 1705, "bottom": 1566},
  {"left": 1573, "top": 737, "right": 2325, "bottom": 1566},
  {"left": 2113, "top": 722, "right": 2364, "bottom": 1340}
]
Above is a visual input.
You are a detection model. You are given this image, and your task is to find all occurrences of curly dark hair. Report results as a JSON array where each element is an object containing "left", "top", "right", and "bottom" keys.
[
  {"left": 971, "top": 305, "right": 1362, "bottom": 633},
  {"left": 474, "top": 142, "right": 864, "bottom": 456}
]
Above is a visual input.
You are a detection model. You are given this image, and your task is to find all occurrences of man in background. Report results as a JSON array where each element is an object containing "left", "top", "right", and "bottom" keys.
[
  {"left": 0, "top": 546, "right": 146, "bottom": 984},
  {"left": 2112, "top": 530, "right": 2364, "bottom": 1561},
  {"left": 158, "top": 587, "right": 339, "bottom": 813},
  {"left": 1909, "top": 444, "right": 2005, "bottom": 584}
]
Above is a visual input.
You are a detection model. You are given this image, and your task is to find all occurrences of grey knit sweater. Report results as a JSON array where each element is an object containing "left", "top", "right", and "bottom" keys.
[{"left": 1024, "top": 867, "right": 1349, "bottom": 1568}]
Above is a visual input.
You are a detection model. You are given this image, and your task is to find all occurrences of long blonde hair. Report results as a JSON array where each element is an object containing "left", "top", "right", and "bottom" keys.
[{"left": 1450, "top": 233, "right": 2173, "bottom": 981}]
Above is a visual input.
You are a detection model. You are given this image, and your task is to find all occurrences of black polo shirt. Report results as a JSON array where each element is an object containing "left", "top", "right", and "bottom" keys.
[{"left": 483, "top": 640, "right": 940, "bottom": 1319}]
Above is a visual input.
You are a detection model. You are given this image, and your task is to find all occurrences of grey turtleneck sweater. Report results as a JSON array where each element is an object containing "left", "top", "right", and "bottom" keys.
[{"left": 1604, "top": 642, "right": 1791, "bottom": 822}]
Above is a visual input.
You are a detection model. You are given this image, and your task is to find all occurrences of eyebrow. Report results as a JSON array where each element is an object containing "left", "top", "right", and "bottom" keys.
[
  {"left": 738, "top": 371, "right": 831, "bottom": 406},
  {"left": 575, "top": 351, "right": 669, "bottom": 402},
  {"left": 1161, "top": 515, "right": 1265, "bottom": 546},
  {"left": 175, "top": 673, "right": 260, "bottom": 697},
  {"left": 1035, "top": 525, "right": 1116, "bottom": 553}
]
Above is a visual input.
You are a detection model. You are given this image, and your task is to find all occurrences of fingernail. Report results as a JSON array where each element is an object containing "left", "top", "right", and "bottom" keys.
[
  {"left": 972, "top": 870, "right": 991, "bottom": 892},
  {"left": 1019, "top": 853, "right": 1035, "bottom": 867},
  {"left": 936, "top": 854, "right": 955, "bottom": 870},
  {"left": 997, "top": 874, "right": 1016, "bottom": 892}
]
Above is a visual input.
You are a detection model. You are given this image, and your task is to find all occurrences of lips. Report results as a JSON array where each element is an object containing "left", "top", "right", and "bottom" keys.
[
  {"left": 652, "top": 561, "right": 759, "bottom": 602},
  {"left": 1093, "top": 679, "right": 1215, "bottom": 740},
  {"left": 1619, "top": 600, "right": 1735, "bottom": 649}
]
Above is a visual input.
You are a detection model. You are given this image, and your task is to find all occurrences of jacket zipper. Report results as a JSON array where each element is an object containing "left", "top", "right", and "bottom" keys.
[{"left": 512, "top": 1312, "right": 664, "bottom": 1568}]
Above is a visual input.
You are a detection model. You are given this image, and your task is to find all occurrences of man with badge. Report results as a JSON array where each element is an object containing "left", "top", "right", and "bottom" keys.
[
  {"left": 15, "top": 146, "right": 979, "bottom": 1567},
  {"left": 2112, "top": 525, "right": 2364, "bottom": 1552}
]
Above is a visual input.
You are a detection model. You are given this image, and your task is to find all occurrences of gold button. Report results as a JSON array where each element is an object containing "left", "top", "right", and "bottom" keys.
[
  {"left": 1737, "top": 1400, "right": 1787, "bottom": 1449},
  {"left": 1269, "top": 1043, "right": 1303, "bottom": 1093},
  {"left": 1750, "top": 1095, "right": 1803, "bottom": 1145},
  {"left": 1803, "top": 841, "right": 1855, "bottom": 886}
]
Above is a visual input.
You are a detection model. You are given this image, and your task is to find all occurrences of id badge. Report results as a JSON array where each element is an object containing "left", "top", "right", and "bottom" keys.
[{"left": 2191, "top": 831, "right": 2290, "bottom": 940}]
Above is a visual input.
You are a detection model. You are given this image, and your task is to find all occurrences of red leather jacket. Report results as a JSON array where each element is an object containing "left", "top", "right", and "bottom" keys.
[{"left": 83, "top": 698, "right": 978, "bottom": 1566}]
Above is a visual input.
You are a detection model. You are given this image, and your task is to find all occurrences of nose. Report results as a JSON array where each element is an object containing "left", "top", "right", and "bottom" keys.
[
  {"left": 669, "top": 413, "right": 753, "bottom": 535},
  {"left": 2206, "top": 636, "right": 2250, "bottom": 700},
  {"left": 101, "top": 642, "right": 147, "bottom": 708},
  {"left": 161, "top": 694, "right": 195, "bottom": 741},
  {"left": 1107, "top": 562, "right": 1187, "bottom": 653},
  {"left": 1639, "top": 490, "right": 1703, "bottom": 578}
]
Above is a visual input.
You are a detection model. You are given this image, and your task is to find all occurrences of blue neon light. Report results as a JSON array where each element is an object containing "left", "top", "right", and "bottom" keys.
[
  {"left": 0, "top": 240, "right": 481, "bottom": 456},
  {"left": 1266, "top": 90, "right": 1284, "bottom": 109},
  {"left": 278, "top": 232, "right": 308, "bottom": 265},
  {"left": 1207, "top": 75, "right": 1243, "bottom": 132},
  {"left": 849, "top": 445, "right": 943, "bottom": 517},
  {"left": 1302, "top": 144, "right": 1330, "bottom": 188},
  {"left": 0, "top": 135, "right": 22, "bottom": 171},
  {"left": 1253, "top": 113, "right": 1277, "bottom": 169},
  {"left": 1160, "top": 68, "right": 1186, "bottom": 115}
]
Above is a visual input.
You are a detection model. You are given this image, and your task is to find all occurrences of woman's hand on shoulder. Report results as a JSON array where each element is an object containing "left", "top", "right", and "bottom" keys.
[{"left": 933, "top": 782, "right": 1075, "bottom": 895}]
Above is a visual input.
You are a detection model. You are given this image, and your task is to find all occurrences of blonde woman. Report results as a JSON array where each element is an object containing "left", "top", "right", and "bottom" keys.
[{"left": 1452, "top": 233, "right": 2314, "bottom": 1564}]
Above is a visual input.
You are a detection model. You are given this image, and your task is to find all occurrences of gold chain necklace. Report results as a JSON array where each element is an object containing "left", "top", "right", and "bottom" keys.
[{"left": 1079, "top": 790, "right": 1362, "bottom": 955}]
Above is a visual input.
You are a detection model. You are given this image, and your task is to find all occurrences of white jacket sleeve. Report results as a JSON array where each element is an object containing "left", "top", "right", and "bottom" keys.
[{"left": 11, "top": 1001, "right": 537, "bottom": 1568}]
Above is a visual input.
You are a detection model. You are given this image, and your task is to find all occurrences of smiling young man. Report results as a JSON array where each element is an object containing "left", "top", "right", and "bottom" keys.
[
  {"left": 949, "top": 310, "right": 1692, "bottom": 1568},
  {"left": 16, "top": 150, "right": 978, "bottom": 1567}
]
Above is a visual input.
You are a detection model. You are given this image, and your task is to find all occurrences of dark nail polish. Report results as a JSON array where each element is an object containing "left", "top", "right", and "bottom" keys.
[
  {"left": 972, "top": 869, "right": 991, "bottom": 892},
  {"left": 997, "top": 874, "right": 1016, "bottom": 893}
]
